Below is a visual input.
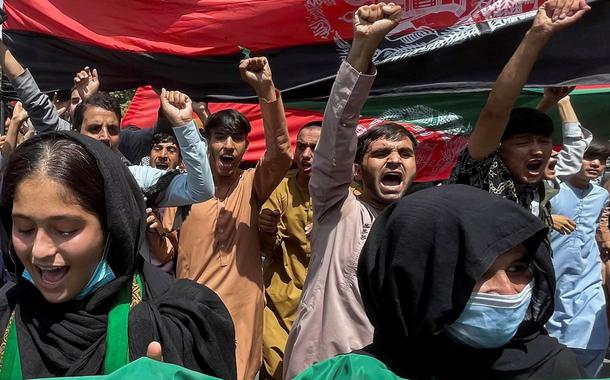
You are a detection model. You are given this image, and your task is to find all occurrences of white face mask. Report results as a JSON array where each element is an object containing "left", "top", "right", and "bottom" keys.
[{"left": 444, "top": 282, "right": 533, "bottom": 349}]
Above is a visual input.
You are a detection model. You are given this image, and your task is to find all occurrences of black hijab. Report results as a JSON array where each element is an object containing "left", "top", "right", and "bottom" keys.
[
  {"left": 358, "top": 185, "right": 583, "bottom": 380},
  {"left": 0, "top": 132, "right": 236, "bottom": 379}
]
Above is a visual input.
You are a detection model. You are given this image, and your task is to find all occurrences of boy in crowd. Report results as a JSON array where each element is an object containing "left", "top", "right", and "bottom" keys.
[{"left": 448, "top": 0, "right": 590, "bottom": 225}]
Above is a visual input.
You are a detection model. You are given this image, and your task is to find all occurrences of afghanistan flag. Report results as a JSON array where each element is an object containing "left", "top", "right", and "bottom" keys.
[
  {"left": 122, "top": 85, "right": 610, "bottom": 182},
  {"left": 3, "top": 0, "right": 610, "bottom": 100}
]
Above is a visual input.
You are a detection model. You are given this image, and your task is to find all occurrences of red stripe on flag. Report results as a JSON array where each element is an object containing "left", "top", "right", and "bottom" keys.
[
  {"left": 5, "top": 0, "right": 341, "bottom": 56},
  {"left": 5, "top": 0, "right": 544, "bottom": 57}
]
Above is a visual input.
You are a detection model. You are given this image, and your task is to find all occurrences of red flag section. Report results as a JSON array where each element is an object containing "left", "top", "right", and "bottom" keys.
[
  {"left": 121, "top": 86, "right": 160, "bottom": 129},
  {"left": 4, "top": 0, "right": 610, "bottom": 100},
  {"left": 122, "top": 86, "right": 465, "bottom": 182},
  {"left": 4, "top": 0, "right": 542, "bottom": 56}
]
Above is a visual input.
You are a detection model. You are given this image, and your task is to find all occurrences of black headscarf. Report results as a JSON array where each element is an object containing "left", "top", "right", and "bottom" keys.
[
  {"left": 0, "top": 132, "right": 236, "bottom": 379},
  {"left": 358, "top": 185, "right": 583, "bottom": 380}
]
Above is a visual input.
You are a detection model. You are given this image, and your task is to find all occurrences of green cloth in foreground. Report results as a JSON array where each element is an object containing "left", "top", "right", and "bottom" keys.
[
  {"left": 293, "top": 354, "right": 404, "bottom": 380},
  {"left": 36, "top": 357, "right": 221, "bottom": 380},
  {"left": 293, "top": 353, "right": 610, "bottom": 380}
]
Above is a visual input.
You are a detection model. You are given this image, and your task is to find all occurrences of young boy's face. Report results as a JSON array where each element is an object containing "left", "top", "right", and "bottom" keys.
[
  {"left": 498, "top": 133, "right": 552, "bottom": 186},
  {"left": 575, "top": 154, "right": 607, "bottom": 183}
]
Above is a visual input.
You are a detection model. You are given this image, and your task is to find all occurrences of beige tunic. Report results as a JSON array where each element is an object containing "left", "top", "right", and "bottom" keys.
[
  {"left": 177, "top": 93, "right": 292, "bottom": 380},
  {"left": 283, "top": 62, "right": 378, "bottom": 379}
]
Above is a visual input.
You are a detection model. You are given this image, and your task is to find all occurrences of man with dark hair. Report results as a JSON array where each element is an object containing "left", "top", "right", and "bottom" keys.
[
  {"left": 72, "top": 91, "right": 122, "bottom": 151},
  {"left": 202, "top": 108, "right": 253, "bottom": 178},
  {"left": 283, "top": 4, "right": 417, "bottom": 379},
  {"left": 0, "top": 39, "right": 214, "bottom": 208},
  {"left": 354, "top": 122, "right": 417, "bottom": 209},
  {"left": 148, "top": 131, "right": 181, "bottom": 171},
  {"left": 547, "top": 137, "right": 610, "bottom": 377},
  {"left": 175, "top": 57, "right": 292, "bottom": 380},
  {"left": 447, "top": 0, "right": 590, "bottom": 224},
  {"left": 144, "top": 129, "right": 183, "bottom": 274},
  {"left": 258, "top": 121, "right": 321, "bottom": 379}
]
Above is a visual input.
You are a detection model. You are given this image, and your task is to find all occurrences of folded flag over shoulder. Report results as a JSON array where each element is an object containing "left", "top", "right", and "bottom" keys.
[{"left": 3, "top": 0, "right": 610, "bottom": 100}]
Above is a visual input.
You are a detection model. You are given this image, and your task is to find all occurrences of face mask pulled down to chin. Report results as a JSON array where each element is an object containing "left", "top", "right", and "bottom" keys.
[{"left": 21, "top": 237, "right": 116, "bottom": 301}]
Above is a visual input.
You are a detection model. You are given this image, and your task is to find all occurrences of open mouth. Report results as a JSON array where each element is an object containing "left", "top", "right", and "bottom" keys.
[
  {"left": 301, "top": 161, "right": 312, "bottom": 171},
  {"left": 219, "top": 154, "right": 235, "bottom": 170},
  {"left": 36, "top": 265, "right": 69, "bottom": 288},
  {"left": 380, "top": 172, "right": 404, "bottom": 190},
  {"left": 155, "top": 162, "right": 169, "bottom": 170},
  {"left": 526, "top": 159, "right": 543, "bottom": 174}
]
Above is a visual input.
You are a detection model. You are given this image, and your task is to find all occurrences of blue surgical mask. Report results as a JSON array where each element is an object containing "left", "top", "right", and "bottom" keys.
[
  {"left": 21, "top": 261, "right": 116, "bottom": 300},
  {"left": 444, "top": 282, "right": 533, "bottom": 349},
  {"left": 75, "top": 259, "right": 116, "bottom": 300},
  {"left": 21, "top": 237, "right": 116, "bottom": 300},
  {"left": 21, "top": 268, "right": 34, "bottom": 283}
]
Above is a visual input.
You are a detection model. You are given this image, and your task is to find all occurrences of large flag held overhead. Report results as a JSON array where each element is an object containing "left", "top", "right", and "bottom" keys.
[
  {"left": 122, "top": 85, "right": 610, "bottom": 182},
  {"left": 3, "top": 0, "right": 610, "bottom": 101}
]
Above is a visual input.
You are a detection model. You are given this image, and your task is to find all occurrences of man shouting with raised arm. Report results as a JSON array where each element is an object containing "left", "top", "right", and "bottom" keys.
[{"left": 283, "top": 4, "right": 418, "bottom": 379}]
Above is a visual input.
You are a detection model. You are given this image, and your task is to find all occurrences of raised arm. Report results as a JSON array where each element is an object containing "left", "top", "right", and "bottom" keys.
[
  {"left": 130, "top": 89, "right": 214, "bottom": 207},
  {"left": 0, "top": 101, "right": 28, "bottom": 159},
  {"left": 0, "top": 40, "right": 71, "bottom": 132},
  {"left": 536, "top": 86, "right": 574, "bottom": 113},
  {"left": 0, "top": 39, "right": 25, "bottom": 81},
  {"left": 467, "top": 0, "right": 590, "bottom": 160},
  {"left": 309, "top": 3, "right": 402, "bottom": 219},
  {"left": 239, "top": 57, "right": 292, "bottom": 205},
  {"left": 555, "top": 95, "right": 592, "bottom": 179},
  {"left": 72, "top": 66, "right": 100, "bottom": 102},
  {"left": 537, "top": 87, "right": 591, "bottom": 179}
]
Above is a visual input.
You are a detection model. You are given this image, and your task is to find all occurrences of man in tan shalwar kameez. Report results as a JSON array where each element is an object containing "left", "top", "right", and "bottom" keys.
[{"left": 176, "top": 57, "right": 292, "bottom": 380}]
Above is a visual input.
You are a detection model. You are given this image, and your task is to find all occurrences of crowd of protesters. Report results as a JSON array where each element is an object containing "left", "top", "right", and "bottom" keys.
[{"left": 0, "top": 0, "right": 609, "bottom": 379}]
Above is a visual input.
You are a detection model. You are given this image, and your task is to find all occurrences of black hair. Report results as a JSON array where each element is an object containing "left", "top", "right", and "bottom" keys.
[
  {"left": 297, "top": 121, "right": 322, "bottom": 139},
  {"left": 501, "top": 108, "right": 554, "bottom": 141},
  {"left": 152, "top": 131, "right": 179, "bottom": 148},
  {"left": 72, "top": 92, "right": 122, "bottom": 132},
  {"left": 151, "top": 131, "right": 181, "bottom": 159},
  {"left": 203, "top": 109, "right": 251, "bottom": 139},
  {"left": 355, "top": 123, "right": 418, "bottom": 165},
  {"left": 1, "top": 134, "right": 106, "bottom": 227},
  {"left": 584, "top": 138, "right": 610, "bottom": 162}
]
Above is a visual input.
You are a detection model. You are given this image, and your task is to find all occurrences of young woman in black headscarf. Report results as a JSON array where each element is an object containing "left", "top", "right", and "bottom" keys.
[
  {"left": 0, "top": 131, "right": 236, "bottom": 379},
  {"left": 295, "top": 185, "right": 584, "bottom": 380}
]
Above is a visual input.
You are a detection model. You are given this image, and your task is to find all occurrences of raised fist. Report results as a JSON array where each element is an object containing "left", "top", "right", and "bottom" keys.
[
  {"left": 531, "top": 0, "right": 590, "bottom": 35},
  {"left": 543, "top": 86, "right": 575, "bottom": 103},
  {"left": 160, "top": 89, "right": 193, "bottom": 127},
  {"left": 239, "top": 57, "right": 274, "bottom": 98},
  {"left": 353, "top": 3, "right": 402, "bottom": 46}
]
